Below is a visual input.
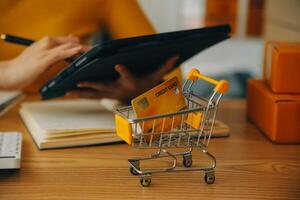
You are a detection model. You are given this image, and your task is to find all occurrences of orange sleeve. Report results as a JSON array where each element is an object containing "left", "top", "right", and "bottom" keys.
[{"left": 103, "top": 0, "right": 155, "bottom": 38}]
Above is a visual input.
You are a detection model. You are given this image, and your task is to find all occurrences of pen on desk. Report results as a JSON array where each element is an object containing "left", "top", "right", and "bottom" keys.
[
  {"left": 1, "top": 34, "right": 77, "bottom": 63},
  {"left": 1, "top": 34, "right": 34, "bottom": 46}
]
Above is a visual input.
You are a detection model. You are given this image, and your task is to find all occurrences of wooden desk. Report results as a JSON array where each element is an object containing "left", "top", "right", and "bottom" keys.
[{"left": 0, "top": 97, "right": 299, "bottom": 200}]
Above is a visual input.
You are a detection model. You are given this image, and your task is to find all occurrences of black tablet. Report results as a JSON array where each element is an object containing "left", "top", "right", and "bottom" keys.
[{"left": 40, "top": 24, "right": 231, "bottom": 100}]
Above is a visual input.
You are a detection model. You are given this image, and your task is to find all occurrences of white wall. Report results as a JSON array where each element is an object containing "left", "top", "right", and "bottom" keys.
[{"left": 138, "top": 0, "right": 206, "bottom": 32}]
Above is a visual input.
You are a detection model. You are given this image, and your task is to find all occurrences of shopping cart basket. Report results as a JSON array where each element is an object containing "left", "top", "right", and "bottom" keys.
[{"left": 115, "top": 68, "right": 229, "bottom": 187}]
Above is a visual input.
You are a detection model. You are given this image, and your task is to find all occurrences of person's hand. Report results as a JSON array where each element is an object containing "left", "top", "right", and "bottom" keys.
[
  {"left": 1, "top": 36, "right": 88, "bottom": 89},
  {"left": 67, "top": 56, "right": 179, "bottom": 104}
]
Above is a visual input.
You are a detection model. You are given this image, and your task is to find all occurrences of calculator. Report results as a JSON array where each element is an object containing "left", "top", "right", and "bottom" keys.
[{"left": 0, "top": 132, "right": 22, "bottom": 169}]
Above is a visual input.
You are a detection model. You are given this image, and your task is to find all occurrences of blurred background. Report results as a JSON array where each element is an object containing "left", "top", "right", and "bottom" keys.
[{"left": 135, "top": 0, "right": 300, "bottom": 98}]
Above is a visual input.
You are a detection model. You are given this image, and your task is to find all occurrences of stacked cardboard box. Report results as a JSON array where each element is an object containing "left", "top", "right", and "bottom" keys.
[{"left": 247, "top": 41, "right": 300, "bottom": 143}]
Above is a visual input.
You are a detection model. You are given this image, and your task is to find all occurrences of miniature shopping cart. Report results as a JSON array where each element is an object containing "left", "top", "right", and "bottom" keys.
[{"left": 115, "top": 68, "right": 229, "bottom": 187}]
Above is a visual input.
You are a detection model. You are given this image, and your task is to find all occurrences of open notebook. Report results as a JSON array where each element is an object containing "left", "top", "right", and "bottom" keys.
[{"left": 19, "top": 100, "right": 122, "bottom": 149}]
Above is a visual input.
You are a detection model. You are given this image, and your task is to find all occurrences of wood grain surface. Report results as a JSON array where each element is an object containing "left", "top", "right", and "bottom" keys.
[{"left": 0, "top": 96, "right": 299, "bottom": 200}]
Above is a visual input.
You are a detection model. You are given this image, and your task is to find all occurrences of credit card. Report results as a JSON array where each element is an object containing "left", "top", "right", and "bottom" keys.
[{"left": 131, "top": 77, "right": 186, "bottom": 139}]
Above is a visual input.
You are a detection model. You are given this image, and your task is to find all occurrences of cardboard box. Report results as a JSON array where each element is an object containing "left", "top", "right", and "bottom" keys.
[
  {"left": 247, "top": 80, "right": 300, "bottom": 143},
  {"left": 263, "top": 41, "right": 300, "bottom": 93}
]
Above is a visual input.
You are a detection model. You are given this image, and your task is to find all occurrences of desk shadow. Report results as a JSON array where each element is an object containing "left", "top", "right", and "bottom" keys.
[{"left": 0, "top": 169, "right": 21, "bottom": 180}]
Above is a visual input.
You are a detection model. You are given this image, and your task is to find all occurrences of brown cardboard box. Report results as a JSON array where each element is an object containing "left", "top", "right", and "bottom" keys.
[
  {"left": 263, "top": 41, "right": 300, "bottom": 94},
  {"left": 247, "top": 80, "right": 300, "bottom": 143}
]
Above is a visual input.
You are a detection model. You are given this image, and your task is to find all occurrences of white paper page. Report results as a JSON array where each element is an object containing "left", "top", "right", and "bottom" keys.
[
  {"left": 0, "top": 90, "right": 22, "bottom": 105},
  {"left": 0, "top": 90, "right": 23, "bottom": 116},
  {"left": 21, "top": 100, "right": 115, "bottom": 132}
]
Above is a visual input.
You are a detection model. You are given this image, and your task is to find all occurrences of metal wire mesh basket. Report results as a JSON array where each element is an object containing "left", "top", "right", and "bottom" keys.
[{"left": 115, "top": 68, "right": 229, "bottom": 187}]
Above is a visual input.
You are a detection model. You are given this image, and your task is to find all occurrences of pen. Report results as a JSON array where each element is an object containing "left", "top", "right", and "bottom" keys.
[
  {"left": 1, "top": 34, "right": 34, "bottom": 46},
  {"left": 1, "top": 33, "right": 77, "bottom": 63}
]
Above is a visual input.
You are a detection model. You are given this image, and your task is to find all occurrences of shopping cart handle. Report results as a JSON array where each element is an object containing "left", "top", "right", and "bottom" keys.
[{"left": 186, "top": 68, "right": 230, "bottom": 94}]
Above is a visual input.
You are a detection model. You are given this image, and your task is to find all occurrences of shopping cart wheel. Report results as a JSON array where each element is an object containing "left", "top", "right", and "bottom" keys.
[
  {"left": 204, "top": 173, "right": 215, "bottom": 184},
  {"left": 183, "top": 154, "right": 193, "bottom": 168},
  {"left": 130, "top": 166, "right": 139, "bottom": 175},
  {"left": 140, "top": 175, "right": 151, "bottom": 187}
]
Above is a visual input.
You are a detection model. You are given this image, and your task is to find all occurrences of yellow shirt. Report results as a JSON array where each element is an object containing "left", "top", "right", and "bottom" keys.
[{"left": 0, "top": 0, "right": 181, "bottom": 92}]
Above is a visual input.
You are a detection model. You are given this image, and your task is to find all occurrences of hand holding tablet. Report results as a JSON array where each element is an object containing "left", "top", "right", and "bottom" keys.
[
  {"left": 67, "top": 55, "right": 179, "bottom": 103},
  {"left": 40, "top": 24, "right": 231, "bottom": 100}
]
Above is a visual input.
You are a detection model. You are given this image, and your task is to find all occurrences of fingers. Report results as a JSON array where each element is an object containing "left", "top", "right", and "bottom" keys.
[
  {"left": 80, "top": 45, "right": 92, "bottom": 53},
  {"left": 52, "top": 36, "right": 80, "bottom": 45},
  {"left": 43, "top": 43, "right": 82, "bottom": 65},
  {"left": 37, "top": 36, "right": 57, "bottom": 49},
  {"left": 115, "top": 64, "right": 134, "bottom": 83},
  {"left": 52, "top": 36, "right": 90, "bottom": 54},
  {"left": 153, "top": 55, "right": 179, "bottom": 78},
  {"left": 36, "top": 36, "right": 80, "bottom": 50}
]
